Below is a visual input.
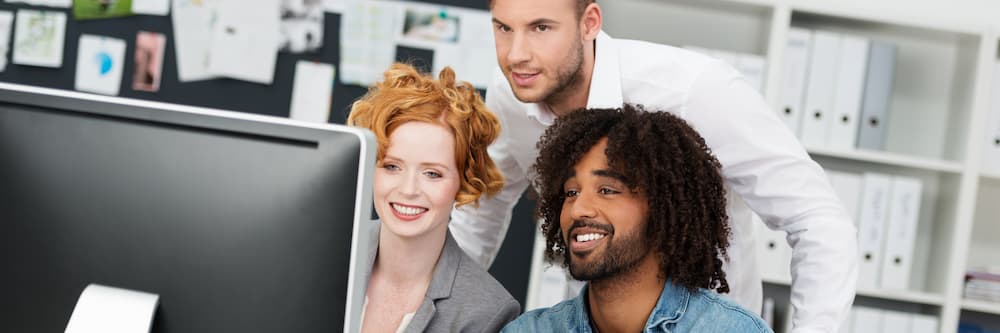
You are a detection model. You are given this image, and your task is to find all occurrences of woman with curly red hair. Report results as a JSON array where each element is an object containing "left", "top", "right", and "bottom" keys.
[{"left": 348, "top": 63, "right": 518, "bottom": 333}]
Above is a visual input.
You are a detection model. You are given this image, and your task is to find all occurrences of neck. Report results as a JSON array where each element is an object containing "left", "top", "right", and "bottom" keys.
[
  {"left": 545, "top": 39, "right": 597, "bottom": 117},
  {"left": 372, "top": 224, "right": 447, "bottom": 286},
  {"left": 587, "top": 252, "right": 665, "bottom": 333}
]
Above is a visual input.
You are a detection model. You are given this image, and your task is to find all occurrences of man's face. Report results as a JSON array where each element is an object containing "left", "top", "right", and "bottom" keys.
[
  {"left": 491, "top": 0, "right": 585, "bottom": 104},
  {"left": 560, "top": 138, "right": 651, "bottom": 281}
]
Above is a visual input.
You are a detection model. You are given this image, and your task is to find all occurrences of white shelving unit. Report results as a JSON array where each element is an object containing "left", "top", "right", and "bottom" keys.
[{"left": 595, "top": 1, "right": 1000, "bottom": 332}]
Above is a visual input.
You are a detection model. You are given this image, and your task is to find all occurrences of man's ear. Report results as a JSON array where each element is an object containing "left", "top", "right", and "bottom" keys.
[{"left": 580, "top": 3, "right": 602, "bottom": 41}]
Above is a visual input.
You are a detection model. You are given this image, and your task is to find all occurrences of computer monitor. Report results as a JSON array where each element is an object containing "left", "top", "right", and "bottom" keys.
[{"left": 0, "top": 83, "right": 375, "bottom": 333}]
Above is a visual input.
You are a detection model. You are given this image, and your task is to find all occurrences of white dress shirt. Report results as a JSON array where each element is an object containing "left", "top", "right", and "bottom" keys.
[{"left": 450, "top": 31, "right": 858, "bottom": 333}]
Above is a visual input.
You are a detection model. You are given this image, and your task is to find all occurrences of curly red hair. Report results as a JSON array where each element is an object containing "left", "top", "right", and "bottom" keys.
[{"left": 347, "top": 63, "right": 503, "bottom": 207}]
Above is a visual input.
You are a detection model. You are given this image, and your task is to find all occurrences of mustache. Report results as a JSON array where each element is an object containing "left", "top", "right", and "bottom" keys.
[{"left": 567, "top": 219, "right": 614, "bottom": 238}]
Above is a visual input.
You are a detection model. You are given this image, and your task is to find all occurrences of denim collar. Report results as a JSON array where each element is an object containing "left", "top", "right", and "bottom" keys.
[{"left": 573, "top": 279, "right": 691, "bottom": 332}]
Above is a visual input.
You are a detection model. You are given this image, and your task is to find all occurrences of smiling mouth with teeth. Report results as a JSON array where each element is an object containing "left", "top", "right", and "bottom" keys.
[
  {"left": 391, "top": 203, "right": 428, "bottom": 216},
  {"left": 575, "top": 233, "right": 607, "bottom": 243}
]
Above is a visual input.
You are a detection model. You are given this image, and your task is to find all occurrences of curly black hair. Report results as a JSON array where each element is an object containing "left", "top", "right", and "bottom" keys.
[{"left": 532, "top": 104, "right": 731, "bottom": 293}]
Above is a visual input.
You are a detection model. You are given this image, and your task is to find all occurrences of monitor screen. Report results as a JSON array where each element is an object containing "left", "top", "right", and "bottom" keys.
[{"left": 0, "top": 83, "right": 374, "bottom": 333}]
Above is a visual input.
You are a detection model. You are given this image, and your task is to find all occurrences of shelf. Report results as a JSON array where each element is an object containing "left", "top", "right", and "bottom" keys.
[
  {"left": 764, "top": 277, "right": 946, "bottom": 306},
  {"left": 981, "top": 171, "right": 1000, "bottom": 182},
  {"left": 806, "top": 146, "right": 965, "bottom": 173},
  {"left": 963, "top": 299, "right": 1000, "bottom": 315}
]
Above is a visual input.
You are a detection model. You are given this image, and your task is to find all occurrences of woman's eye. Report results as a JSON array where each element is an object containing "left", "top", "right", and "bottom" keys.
[
  {"left": 564, "top": 190, "right": 579, "bottom": 198},
  {"left": 383, "top": 164, "right": 400, "bottom": 171},
  {"left": 425, "top": 171, "right": 442, "bottom": 179}
]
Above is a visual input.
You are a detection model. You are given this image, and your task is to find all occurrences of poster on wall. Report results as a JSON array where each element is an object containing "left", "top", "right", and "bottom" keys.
[
  {"left": 13, "top": 10, "right": 66, "bottom": 68},
  {"left": 133, "top": 31, "right": 165, "bottom": 92},
  {"left": 74, "top": 34, "right": 126, "bottom": 96}
]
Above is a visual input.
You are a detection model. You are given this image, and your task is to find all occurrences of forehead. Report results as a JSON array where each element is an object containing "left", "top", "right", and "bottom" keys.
[
  {"left": 385, "top": 122, "right": 456, "bottom": 165},
  {"left": 491, "top": 0, "right": 578, "bottom": 23}
]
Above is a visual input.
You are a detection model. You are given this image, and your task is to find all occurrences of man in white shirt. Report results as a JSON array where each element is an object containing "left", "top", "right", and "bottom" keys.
[{"left": 450, "top": 0, "right": 858, "bottom": 332}]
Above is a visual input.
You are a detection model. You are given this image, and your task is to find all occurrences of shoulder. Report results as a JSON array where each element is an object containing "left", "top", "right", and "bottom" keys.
[
  {"left": 683, "top": 289, "right": 772, "bottom": 332},
  {"left": 501, "top": 299, "right": 579, "bottom": 332}
]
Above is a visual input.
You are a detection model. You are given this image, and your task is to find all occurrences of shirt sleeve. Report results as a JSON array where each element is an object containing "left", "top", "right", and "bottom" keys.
[
  {"left": 448, "top": 71, "right": 532, "bottom": 268},
  {"left": 681, "top": 60, "right": 858, "bottom": 333}
]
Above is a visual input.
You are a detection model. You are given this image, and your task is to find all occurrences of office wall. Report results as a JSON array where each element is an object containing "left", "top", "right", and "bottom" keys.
[{"left": 0, "top": 0, "right": 539, "bottom": 309}]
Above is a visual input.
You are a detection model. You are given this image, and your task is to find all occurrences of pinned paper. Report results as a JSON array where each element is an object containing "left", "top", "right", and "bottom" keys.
[
  {"left": 75, "top": 34, "right": 126, "bottom": 95},
  {"left": 13, "top": 9, "right": 66, "bottom": 68},
  {"left": 4, "top": 0, "right": 70, "bottom": 7},
  {"left": 289, "top": 61, "right": 335, "bottom": 123},
  {"left": 132, "top": 0, "right": 169, "bottom": 16},
  {"left": 0, "top": 11, "right": 13, "bottom": 72},
  {"left": 171, "top": 0, "right": 219, "bottom": 82},
  {"left": 206, "top": 0, "right": 281, "bottom": 84},
  {"left": 280, "top": 0, "right": 324, "bottom": 53}
]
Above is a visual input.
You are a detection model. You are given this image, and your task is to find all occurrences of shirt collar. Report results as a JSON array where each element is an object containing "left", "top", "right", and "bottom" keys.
[
  {"left": 525, "top": 30, "right": 624, "bottom": 125},
  {"left": 645, "top": 280, "right": 691, "bottom": 330},
  {"left": 574, "top": 279, "right": 691, "bottom": 332}
]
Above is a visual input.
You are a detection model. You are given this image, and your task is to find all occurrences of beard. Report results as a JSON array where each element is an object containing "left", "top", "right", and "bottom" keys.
[
  {"left": 564, "top": 220, "right": 650, "bottom": 281},
  {"left": 509, "top": 36, "right": 586, "bottom": 104}
]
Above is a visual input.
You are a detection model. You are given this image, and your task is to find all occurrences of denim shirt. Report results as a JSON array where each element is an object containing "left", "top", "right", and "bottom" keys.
[{"left": 502, "top": 280, "right": 772, "bottom": 333}]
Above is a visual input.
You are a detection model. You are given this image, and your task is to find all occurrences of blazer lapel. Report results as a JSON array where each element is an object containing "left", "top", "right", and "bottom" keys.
[{"left": 402, "top": 232, "right": 462, "bottom": 333}]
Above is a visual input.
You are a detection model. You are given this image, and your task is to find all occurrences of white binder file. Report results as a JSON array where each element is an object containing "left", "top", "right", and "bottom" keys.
[
  {"left": 857, "top": 173, "right": 892, "bottom": 290},
  {"left": 828, "top": 35, "right": 870, "bottom": 150},
  {"left": 851, "top": 307, "right": 883, "bottom": 333},
  {"left": 826, "top": 170, "right": 863, "bottom": 222},
  {"left": 736, "top": 53, "right": 767, "bottom": 93},
  {"left": 801, "top": 30, "right": 842, "bottom": 148},
  {"left": 910, "top": 314, "right": 939, "bottom": 333},
  {"left": 881, "top": 176, "right": 922, "bottom": 290},
  {"left": 779, "top": 28, "right": 813, "bottom": 136},
  {"left": 881, "top": 310, "right": 912, "bottom": 331},
  {"left": 982, "top": 62, "right": 1000, "bottom": 174},
  {"left": 754, "top": 213, "right": 791, "bottom": 281},
  {"left": 857, "top": 41, "right": 897, "bottom": 151}
]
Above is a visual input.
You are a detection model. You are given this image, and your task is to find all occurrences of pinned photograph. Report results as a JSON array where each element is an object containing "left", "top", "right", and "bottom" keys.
[
  {"left": 279, "top": 0, "right": 323, "bottom": 53},
  {"left": 13, "top": 10, "right": 66, "bottom": 68},
  {"left": 73, "top": 0, "right": 133, "bottom": 20},
  {"left": 74, "top": 34, "right": 126, "bottom": 96},
  {"left": 133, "top": 31, "right": 165, "bottom": 92},
  {"left": 402, "top": 8, "right": 459, "bottom": 44}
]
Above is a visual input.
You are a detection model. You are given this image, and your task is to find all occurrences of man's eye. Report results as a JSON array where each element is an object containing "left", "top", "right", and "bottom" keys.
[
  {"left": 599, "top": 188, "right": 620, "bottom": 195},
  {"left": 497, "top": 24, "right": 511, "bottom": 33},
  {"left": 536, "top": 25, "right": 549, "bottom": 32}
]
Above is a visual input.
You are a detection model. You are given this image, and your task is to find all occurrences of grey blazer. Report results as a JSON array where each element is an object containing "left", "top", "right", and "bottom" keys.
[{"left": 365, "top": 223, "right": 521, "bottom": 333}]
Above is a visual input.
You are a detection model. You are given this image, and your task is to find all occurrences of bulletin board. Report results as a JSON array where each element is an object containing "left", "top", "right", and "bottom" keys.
[
  {"left": 0, "top": 0, "right": 484, "bottom": 124},
  {"left": 0, "top": 0, "right": 538, "bottom": 308}
]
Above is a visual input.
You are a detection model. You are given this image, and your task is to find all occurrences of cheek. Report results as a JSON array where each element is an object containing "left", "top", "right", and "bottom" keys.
[{"left": 431, "top": 179, "right": 461, "bottom": 207}]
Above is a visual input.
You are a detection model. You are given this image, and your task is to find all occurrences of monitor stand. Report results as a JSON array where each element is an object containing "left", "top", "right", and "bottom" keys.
[{"left": 64, "top": 284, "right": 160, "bottom": 333}]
